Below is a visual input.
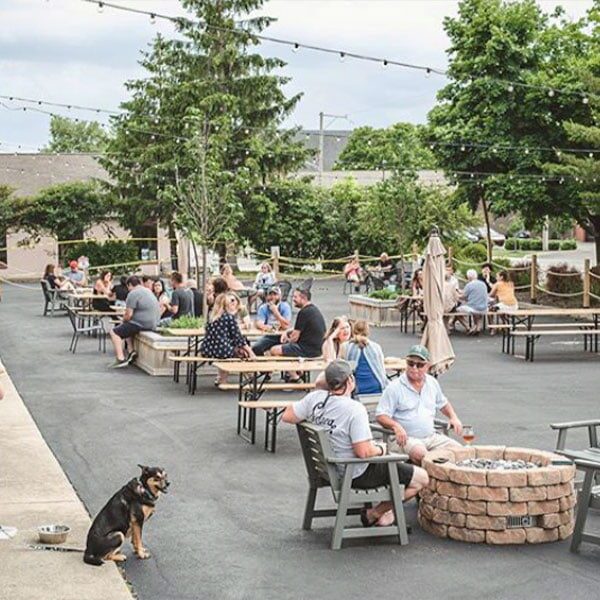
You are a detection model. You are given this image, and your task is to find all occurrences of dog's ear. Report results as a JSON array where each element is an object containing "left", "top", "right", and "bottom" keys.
[{"left": 138, "top": 464, "right": 149, "bottom": 473}]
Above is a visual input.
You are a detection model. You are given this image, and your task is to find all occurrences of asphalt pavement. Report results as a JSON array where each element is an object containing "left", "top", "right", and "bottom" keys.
[{"left": 0, "top": 280, "right": 599, "bottom": 600}]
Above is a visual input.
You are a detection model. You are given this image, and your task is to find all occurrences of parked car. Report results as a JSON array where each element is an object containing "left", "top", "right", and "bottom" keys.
[
  {"left": 463, "top": 227, "right": 506, "bottom": 246},
  {"left": 514, "top": 230, "right": 531, "bottom": 239}
]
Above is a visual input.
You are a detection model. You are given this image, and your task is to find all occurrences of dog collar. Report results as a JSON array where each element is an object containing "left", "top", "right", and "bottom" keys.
[{"left": 142, "top": 486, "right": 157, "bottom": 506}]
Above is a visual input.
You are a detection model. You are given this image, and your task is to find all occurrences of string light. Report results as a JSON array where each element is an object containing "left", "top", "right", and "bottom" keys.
[
  {"left": 97, "top": 1, "right": 104, "bottom": 13},
  {"left": 150, "top": 13, "right": 156, "bottom": 25},
  {"left": 339, "top": 52, "right": 345, "bottom": 63},
  {"left": 292, "top": 43, "right": 299, "bottom": 53}
]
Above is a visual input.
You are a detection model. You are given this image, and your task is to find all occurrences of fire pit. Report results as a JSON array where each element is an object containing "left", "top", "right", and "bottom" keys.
[{"left": 418, "top": 446, "right": 576, "bottom": 544}]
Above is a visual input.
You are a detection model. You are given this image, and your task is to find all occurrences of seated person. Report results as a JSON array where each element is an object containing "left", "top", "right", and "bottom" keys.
[
  {"left": 220, "top": 263, "right": 245, "bottom": 292},
  {"left": 443, "top": 270, "right": 461, "bottom": 332},
  {"left": 153, "top": 279, "right": 172, "bottom": 320},
  {"left": 92, "top": 270, "right": 115, "bottom": 311},
  {"left": 43, "top": 263, "right": 74, "bottom": 292},
  {"left": 283, "top": 359, "right": 428, "bottom": 527},
  {"left": 455, "top": 269, "right": 488, "bottom": 334},
  {"left": 112, "top": 275, "right": 129, "bottom": 306},
  {"left": 200, "top": 292, "right": 256, "bottom": 385},
  {"left": 343, "top": 257, "right": 364, "bottom": 293},
  {"left": 64, "top": 260, "right": 87, "bottom": 287},
  {"left": 164, "top": 272, "right": 194, "bottom": 322},
  {"left": 109, "top": 276, "right": 160, "bottom": 369},
  {"left": 376, "top": 252, "right": 394, "bottom": 283},
  {"left": 186, "top": 279, "right": 203, "bottom": 317},
  {"left": 489, "top": 270, "right": 518, "bottom": 317},
  {"left": 230, "top": 292, "right": 251, "bottom": 330},
  {"left": 252, "top": 287, "right": 292, "bottom": 356},
  {"left": 376, "top": 345, "right": 463, "bottom": 466},
  {"left": 315, "top": 315, "right": 353, "bottom": 389},
  {"left": 478, "top": 263, "right": 496, "bottom": 294},
  {"left": 206, "top": 277, "right": 229, "bottom": 316},
  {"left": 342, "top": 319, "right": 388, "bottom": 395}
]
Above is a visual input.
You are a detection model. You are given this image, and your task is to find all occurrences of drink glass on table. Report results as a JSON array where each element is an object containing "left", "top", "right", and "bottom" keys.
[{"left": 462, "top": 425, "right": 475, "bottom": 445}]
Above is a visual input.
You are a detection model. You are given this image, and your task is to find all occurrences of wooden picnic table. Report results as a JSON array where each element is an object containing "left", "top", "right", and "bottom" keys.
[
  {"left": 501, "top": 307, "right": 600, "bottom": 359},
  {"left": 219, "top": 357, "right": 406, "bottom": 452}
]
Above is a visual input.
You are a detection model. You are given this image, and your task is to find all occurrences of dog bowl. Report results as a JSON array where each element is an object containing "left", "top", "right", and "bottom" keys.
[{"left": 38, "top": 525, "right": 70, "bottom": 544}]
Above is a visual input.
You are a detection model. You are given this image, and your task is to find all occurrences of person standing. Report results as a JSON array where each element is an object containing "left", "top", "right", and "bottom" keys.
[{"left": 109, "top": 276, "right": 160, "bottom": 369}]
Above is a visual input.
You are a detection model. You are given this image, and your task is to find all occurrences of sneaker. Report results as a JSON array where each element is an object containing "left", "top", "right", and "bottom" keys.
[
  {"left": 109, "top": 358, "right": 129, "bottom": 369},
  {"left": 127, "top": 350, "right": 138, "bottom": 364}
]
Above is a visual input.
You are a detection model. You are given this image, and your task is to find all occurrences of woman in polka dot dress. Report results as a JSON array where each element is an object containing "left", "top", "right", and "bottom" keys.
[{"left": 201, "top": 292, "right": 256, "bottom": 385}]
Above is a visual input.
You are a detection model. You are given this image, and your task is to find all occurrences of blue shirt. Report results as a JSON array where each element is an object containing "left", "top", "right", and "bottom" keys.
[
  {"left": 376, "top": 374, "right": 448, "bottom": 438},
  {"left": 354, "top": 350, "right": 382, "bottom": 395},
  {"left": 256, "top": 301, "right": 291, "bottom": 328},
  {"left": 463, "top": 279, "right": 489, "bottom": 312}
]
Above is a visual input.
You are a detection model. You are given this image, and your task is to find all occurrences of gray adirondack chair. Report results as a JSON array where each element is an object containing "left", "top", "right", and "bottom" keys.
[
  {"left": 551, "top": 419, "right": 600, "bottom": 552},
  {"left": 296, "top": 422, "right": 409, "bottom": 550},
  {"left": 41, "top": 280, "right": 67, "bottom": 317}
]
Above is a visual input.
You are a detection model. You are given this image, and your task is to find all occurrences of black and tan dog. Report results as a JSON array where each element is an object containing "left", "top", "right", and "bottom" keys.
[{"left": 83, "top": 466, "right": 169, "bottom": 566}]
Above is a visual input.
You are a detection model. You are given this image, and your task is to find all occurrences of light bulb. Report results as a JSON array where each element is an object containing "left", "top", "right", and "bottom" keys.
[
  {"left": 150, "top": 13, "right": 156, "bottom": 25},
  {"left": 548, "top": 89, "right": 555, "bottom": 97},
  {"left": 97, "top": 2, "right": 104, "bottom": 13},
  {"left": 292, "top": 43, "right": 299, "bottom": 53},
  {"left": 339, "top": 52, "right": 345, "bottom": 63},
  {"left": 507, "top": 84, "right": 514, "bottom": 93},
  {"left": 381, "top": 60, "right": 388, "bottom": 69}
]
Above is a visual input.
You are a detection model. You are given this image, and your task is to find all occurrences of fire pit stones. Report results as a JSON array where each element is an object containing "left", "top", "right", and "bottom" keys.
[{"left": 418, "top": 446, "right": 576, "bottom": 544}]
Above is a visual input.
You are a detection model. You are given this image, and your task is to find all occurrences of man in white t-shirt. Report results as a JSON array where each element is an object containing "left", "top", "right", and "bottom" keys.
[
  {"left": 376, "top": 345, "right": 463, "bottom": 465},
  {"left": 283, "top": 360, "right": 428, "bottom": 527}
]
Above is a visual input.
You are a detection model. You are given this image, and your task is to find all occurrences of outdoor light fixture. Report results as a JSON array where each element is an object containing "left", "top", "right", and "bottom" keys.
[
  {"left": 292, "top": 43, "right": 299, "bottom": 52},
  {"left": 382, "top": 60, "right": 388, "bottom": 68},
  {"left": 150, "top": 13, "right": 156, "bottom": 24},
  {"left": 97, "top": 2, "right": 104, "bottom": 13},
  {"left": 339, "top": 52, "right": 345, "bottom": 62}
]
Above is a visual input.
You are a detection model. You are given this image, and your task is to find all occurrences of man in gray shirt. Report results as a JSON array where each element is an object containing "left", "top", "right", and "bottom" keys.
[
  {"left": 167, "top": 272, "right": 194, "bottom": 320},
  {"left": 109, "top": 275, "right": 160, "bottom": 368},
  {"left": 455, "top": 268, "right": 489, "bottom": 334},
  {"left": 283, "top": 360, "right": 428, "bottom": 526}
]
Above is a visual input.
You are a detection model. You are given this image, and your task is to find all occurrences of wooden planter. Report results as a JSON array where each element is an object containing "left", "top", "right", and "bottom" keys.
[
  {"left": 348, "top": 294, "right": 400, "bottom": 327},
  {"left": 133, "top": 331, "right": 189, "bottom": 376}
]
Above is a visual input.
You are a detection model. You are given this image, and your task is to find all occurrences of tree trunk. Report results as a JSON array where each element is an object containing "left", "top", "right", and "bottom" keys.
[
  {"left": 191, "top": 239, "right": 200, "bottom": 287},
  {"left": 591, "top": 216, "right": 600, "bottom": 267},
  {"left": 481, "top": 195, "right": 493, "bottom": 263},
  {"left": 201, "top": 245, "right": 209, "bottom": 318}
]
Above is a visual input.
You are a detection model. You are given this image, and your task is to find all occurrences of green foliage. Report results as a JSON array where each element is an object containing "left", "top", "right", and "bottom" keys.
[
  {"left": 525, "top": 238, "right": 543, "bottom": 251},
  {"left": 591, "top": 265, "right": 600, "bottom": 299},
  {"left": 545, "top": 263, "right": 582, "bottom": 295},
  {"left": 548, "top": 240, "right": 560, "bottom": 251},
  {"left": 42, "top": 115, "right": 108, "bottom": 153},
  {"left": 457, "top": 243, "right": 487, "bottom": 264},
  {"left": 164, "top": 315, "right": 204, "bottom": 330},
  {"left": 504, "top": 238, "right": 518, "bottom": 251},
  {"left": 506, "top": 260, "right": 532, "bottom": 288},
  {"left": 560, "top": 239, "right": 577, "bottom": 250},
  {"left": 506, "top": 217, "right": 526, "bottom": 237},
  {"left": 65, "top": 240, "right": 139, "bottom": 270},
  {"left": 102, "top": 0, "right": 309, "bottom": 240},
  {"left": 14, "top": 181, "right": 109, "bottom": 242},
  {"left": 368, "top": 289, "right": 399, "bottom": 300},
  {"left": 335, "top": 123, "right": 436, "bottom": 171}
]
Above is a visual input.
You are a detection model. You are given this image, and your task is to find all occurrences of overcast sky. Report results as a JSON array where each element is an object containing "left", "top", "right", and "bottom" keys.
[{"left": 0, "top": 0, "right": 592, "bottom": 151}]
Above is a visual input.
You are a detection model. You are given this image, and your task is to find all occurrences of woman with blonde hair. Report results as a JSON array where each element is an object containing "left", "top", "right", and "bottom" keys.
[
  {"left": 342, "top": 319, "right": 388, "bottom": 395},
  {"left": 200, "top": 292, "right": 255, "bottom": 385},
  {"left": 220, "top": 263, "right": 245, "bottom": 292}
]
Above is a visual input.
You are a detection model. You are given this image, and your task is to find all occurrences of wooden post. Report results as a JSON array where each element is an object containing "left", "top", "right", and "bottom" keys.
[
  {"left": 531, "top": 254, "right": 537, "bottom": 304},
  {"left": 447, "top": 246, "right": 453, "bottom": 264},
  {"left": 271, "top": 246, "right": 280, "bottom": 280},
  {"left": 583, "top": 258, "right": 590, "bottom": 308}
]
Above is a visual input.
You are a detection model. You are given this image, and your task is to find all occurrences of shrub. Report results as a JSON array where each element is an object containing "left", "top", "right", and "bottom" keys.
[
  {"left": 368, "top": 289, "right": 399, "bottom": 300},
  {"left": 505, "top": 260, "right": 531, "bottom": 289},
  {"left": 163, "top": 315, "right": 204, "bottom": 330},
  {"left": 66, "top": 240, "right": 139, "bottom": 271},
  {"left": 560, "top": 239, "right": 577, "bottom": 251},
  {"left": 590, "top": 265, "right": 600, "bottom": 301},
  {"left": 545, "top": 263, "right": 582, "bottom": 296},
  {"left": 504, "top": 238, "right": 518, "bottom": 251},
  {"left": 527, "top": 238, "right": 543, "bottom": 251},
  {"left": 548, "top": 240, "right": 560, "bottom": 251},
  {"left": 458, "top": 242, "right": 488, "bottom": 263}
]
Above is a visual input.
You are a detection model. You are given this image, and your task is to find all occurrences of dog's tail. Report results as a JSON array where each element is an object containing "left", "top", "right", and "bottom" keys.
[{"left": 83, "top": 553, "right": 104, "bottom": 566}]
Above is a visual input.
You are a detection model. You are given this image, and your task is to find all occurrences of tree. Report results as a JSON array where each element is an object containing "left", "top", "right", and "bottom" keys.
[
  {"left": 42, "top": 115, "right": 109, "bottom": 153},
  {"left": 102, "top": 0, "right": 310, "bottom": 258},
  {"left": 14, "top": 181, "right": 109, "bottom": 257},
  {"left": 334, "top": 123, "right": 436, "bottom": 171},
  {"left": 0, "top": 185, "right": 17, "bottom": 263},
  {"left": 427, "top": 0, "right": 589, "bottom": 261}
]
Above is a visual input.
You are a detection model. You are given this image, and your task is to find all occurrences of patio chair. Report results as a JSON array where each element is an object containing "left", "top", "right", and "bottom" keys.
[
  {"left": 66, "top": 307, "right": 106, "bottom": 354},
  {"left": 343, "top": 274, "right": 372, "bottom": 295},
  {"left": 296, "top": 421, "right": 409, "bottom": 550},
  {"left": 41, "top": 280, "right": 67, "bottom": 317},
  {"left": 298, "top": 277, "right": 314, "bottom": 294},
  {"left": 370, "top": 275, "right": 385, "bottom": 291},
  {"left": 277, "top": 280, "right": 292, "bottom": 304},
  {"left": 551, "top": 419, "right": 600, "bottom": 552}
]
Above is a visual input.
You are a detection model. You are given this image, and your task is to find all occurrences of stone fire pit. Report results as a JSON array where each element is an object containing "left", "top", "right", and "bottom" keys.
[{"left": 418, "top": 445, "right": 576, "bottom": 544}]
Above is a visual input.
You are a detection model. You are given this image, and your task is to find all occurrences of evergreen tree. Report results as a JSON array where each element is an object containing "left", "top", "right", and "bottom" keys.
[{"left": 101, "top": 0, "right": 310, "bottom": 255}]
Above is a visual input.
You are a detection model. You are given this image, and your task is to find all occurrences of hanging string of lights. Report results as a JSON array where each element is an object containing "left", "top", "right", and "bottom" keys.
[{"left": 80, "top": 0, "right": 597, "bottom": 102}]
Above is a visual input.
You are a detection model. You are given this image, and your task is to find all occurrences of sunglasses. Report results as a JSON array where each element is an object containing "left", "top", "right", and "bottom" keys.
[{"left": 406, "top": 359, "right": 427, "bottom": 369}]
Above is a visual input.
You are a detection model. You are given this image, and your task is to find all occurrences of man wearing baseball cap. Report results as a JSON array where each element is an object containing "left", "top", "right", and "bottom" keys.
[
  {"left": 283, "top": 359, "right": 428, "bottom": 526},
  {"left": 376, "top": 344, "right": 463, "bottom": 465},
  {"left": 252, "top": 286, "right": 292, "bottom": 356},
  {"left": 64, "top": 259, "right": 86, "bottom": 287}
]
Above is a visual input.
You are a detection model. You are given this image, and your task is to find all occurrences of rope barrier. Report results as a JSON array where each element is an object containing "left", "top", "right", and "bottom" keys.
[
  {"left": 589, "top": 270, "right": 600, "bottom": 281},
  {"left": 542, "top": 270, "right": 583, "bottom": 278},
  {"left": 0, "top": 276, "right": 40, "bottom": 291},
  {"left": 589, "top": 292, "right": 600, "bottom": 301},
  {"left": 451, "top": 257, "right": 488, "bottom": 267},
  {"left": 513, "top": 284, "right": 530, "bottom": 291},
  {"left": 491, "top": 262, "right": 531, "bottom": 271},
  {"left": 535, "top": 285, "right": 583, "bottom": 298}
]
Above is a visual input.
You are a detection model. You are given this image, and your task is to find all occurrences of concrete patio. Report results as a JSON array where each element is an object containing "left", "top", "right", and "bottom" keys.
[{"left": 0, "top": 280, "right": 599, "bottom": 600}]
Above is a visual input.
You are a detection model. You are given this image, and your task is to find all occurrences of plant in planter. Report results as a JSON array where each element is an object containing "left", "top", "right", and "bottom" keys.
[
  {"left": 545, "top": 263, "right": 582, "bottom": 295},
  {"left": 368, "top": 289, "right": 400, "bottom": 301},
  {"left": 162, "top": 315, "right": 204, "bottom": 331}
]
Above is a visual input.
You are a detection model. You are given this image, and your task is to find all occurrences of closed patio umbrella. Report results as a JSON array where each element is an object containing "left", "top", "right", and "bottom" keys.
[{"left": 420, "top": 229, "right": 455, "bottom": 375}]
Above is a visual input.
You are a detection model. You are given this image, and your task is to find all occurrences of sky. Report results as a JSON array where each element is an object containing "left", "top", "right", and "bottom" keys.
[{"left": 0, "top": 0, "right": 593, "bottom": 151}]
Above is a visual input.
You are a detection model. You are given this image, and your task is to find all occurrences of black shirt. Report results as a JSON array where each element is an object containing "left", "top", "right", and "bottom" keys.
[
  {"left": 45, "top": 274, "right": 58, "bottom": 289},
  {"left": 113, "top": 284, "right": 129, "bottom": 302},
  {"left": 377, "top": 259, "right": 394, "bottom": 281},
  {"left": 294, "top": 303, "right": 326, "bottom": 355},
  {"left": 478, "top": 273, "right": 496, "bottom": 293}
]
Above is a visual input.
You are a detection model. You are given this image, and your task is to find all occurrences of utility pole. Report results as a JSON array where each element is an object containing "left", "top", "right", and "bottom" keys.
[{"left": 318, "top": 111, "right": 349, "bottom": 185}]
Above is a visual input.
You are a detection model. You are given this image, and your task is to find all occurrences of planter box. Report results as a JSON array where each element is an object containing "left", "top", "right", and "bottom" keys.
[
  {"left": 133, "top": 331, "right": 189, "bottom": 376},
  {"left": 348, "top": 294, "right": 400, "bottom": 327}
]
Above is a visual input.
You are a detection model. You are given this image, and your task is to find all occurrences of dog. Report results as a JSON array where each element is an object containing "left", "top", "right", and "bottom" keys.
[{"left": 83, "top": 466, "right": 169, "bottom": 566}]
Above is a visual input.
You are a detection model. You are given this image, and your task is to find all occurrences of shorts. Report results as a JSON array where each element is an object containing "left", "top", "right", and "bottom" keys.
[
  {"left": 281, "top": 343, "right": 320, "bottom": 358},
  {"left": 352, "top": 461, "right": 415, "bottom": 489},
  {"left": 112, "top": 321, "right": 143, "bottom": 339},
  {"left": 456, "top": 305, "right": 479, "bottom": 314},
  {"left": 496, "top": 302, "right": 518, "bottom": 312},
  {"left": 389, "top": 432, "right": 461, "bottom": 456}
]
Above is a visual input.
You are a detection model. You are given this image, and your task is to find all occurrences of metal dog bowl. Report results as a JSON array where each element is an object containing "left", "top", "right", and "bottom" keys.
[{"left": 38, "top": 524, "right": 70, "bottom": 544}]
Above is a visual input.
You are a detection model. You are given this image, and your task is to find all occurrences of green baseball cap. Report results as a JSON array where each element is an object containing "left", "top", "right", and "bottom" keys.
[{"left": 405, "top": 344, "right": 430, "bottom": 362}]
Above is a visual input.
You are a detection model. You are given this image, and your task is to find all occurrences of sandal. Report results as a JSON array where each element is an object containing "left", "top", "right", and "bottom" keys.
[{"left": 360, "top": 507, "right": 376, "bottom": 528}]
